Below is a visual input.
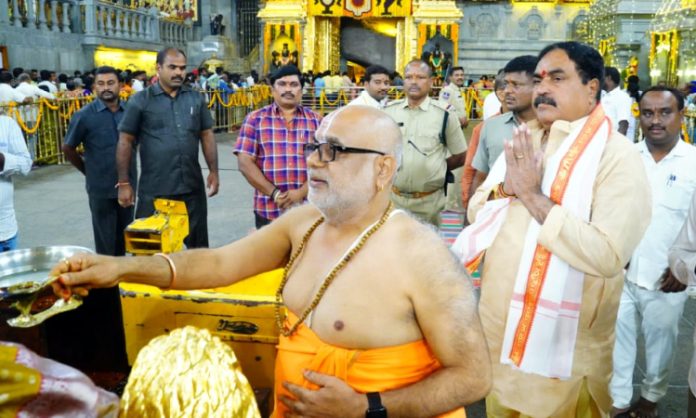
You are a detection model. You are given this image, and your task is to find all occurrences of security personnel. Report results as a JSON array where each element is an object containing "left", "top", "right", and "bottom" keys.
[
  {"left": 384, "top": 60, "right": 467, "bottom": 226},
  {"left": 438, "top": 66, "right": 469, "bottom": 213},
  {"left": 438, "top": 66, "right": 468, "bottom": 128}
]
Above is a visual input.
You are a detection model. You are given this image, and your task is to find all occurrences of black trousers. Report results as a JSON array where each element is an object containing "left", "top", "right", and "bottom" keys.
[
  {"left": 689, "top": 388, "right": 696, "bottom": 418},
  {"left": 44, "top": 196, "right": 133, "bottom": 372},
  {"left": 136, "top": 189, "right": 209, "bottom": 248},
  {"left": 88, "top": 196, "right": 134, "bottom": 256},
  {"left": 45, "top": 287, "right": 129, "bottom": 372},
  {"left": 255, "top": 212, "right": 272, "bottom": 229}
]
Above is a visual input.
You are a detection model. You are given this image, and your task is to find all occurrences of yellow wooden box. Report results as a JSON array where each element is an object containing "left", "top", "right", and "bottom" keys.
[{"left": 119, "top": 269, "right": 283, "bottom": 389}]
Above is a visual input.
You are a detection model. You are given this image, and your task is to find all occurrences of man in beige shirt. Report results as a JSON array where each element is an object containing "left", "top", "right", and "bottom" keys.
[
  {"left": 468, "top": 41, "right": 651, "bottom": 417},
  {"left": 668, "top": 190, "right": 696, "bottom": 418},
  {"left": 384, "top": 60, "right": 467, "bottom": 226}
]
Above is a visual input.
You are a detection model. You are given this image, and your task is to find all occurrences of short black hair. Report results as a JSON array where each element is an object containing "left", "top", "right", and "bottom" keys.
[
  {"left": 538, "top": 42, "right": 604, "bottom": 101},
  {"left": 12, "top": 67, "right": 24, "bottom": 78},
  {"left": 40, "top": 69, "right": 51, "bottom": 81},
  {"left": 504, "top": 55, "right": 538, "bottom": 77},
  {"left": 95, "top": 66, "right": 120, "bottom": 79},
  {"left": 0, "top": 71, "right": 12, "bottom": 84},
  {"left": 447, "top": 66, "right": 464, "bottom": 81},
  {"left": 639, "top": 86, "right": 685, "bottom": 111},
  {"left": 156, "top": 47, "right": 186, "bottom": 65},
  {"left": 364, "top": 65, "right": 391, "bottom": 83},
  {"left": 605, "top": 66, "right": 620, "bottom": 86},
  {"left": 270, "top": 65, "right": 303, "bottom": 86}
]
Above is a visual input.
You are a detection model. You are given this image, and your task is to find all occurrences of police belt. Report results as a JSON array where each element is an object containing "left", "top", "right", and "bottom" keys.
[{"left": 391, "top": 186, "right": 439, "bottom": 199}]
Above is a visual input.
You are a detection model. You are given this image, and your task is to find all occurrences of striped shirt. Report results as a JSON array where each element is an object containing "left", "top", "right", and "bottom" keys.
[
  {"left": 0, "top": 116, "right": 32, "bottom": 241},
  {"left": 234, "top": 102, "right": 321, "bottom": 220}
]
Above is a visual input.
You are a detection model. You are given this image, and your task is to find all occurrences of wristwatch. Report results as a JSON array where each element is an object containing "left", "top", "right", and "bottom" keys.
[{"left": 365, "top": 392, "right": 387, "bottom": 418}]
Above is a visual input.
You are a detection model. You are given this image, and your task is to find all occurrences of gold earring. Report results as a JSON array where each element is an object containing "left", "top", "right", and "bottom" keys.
[{"left": 377, "top": 183, "right": 384, "bottom": 192}]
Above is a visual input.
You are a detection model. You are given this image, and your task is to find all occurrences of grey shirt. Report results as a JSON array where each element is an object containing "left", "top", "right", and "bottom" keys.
[
  {"left": 64, "top": 99, "right": 137, "bottom": 198},
  {"left": 118, "top": 83, "right": 214, "bottom": 196},
  {"left": 472, "top": 112, "right": 519, "bottom": 173}
]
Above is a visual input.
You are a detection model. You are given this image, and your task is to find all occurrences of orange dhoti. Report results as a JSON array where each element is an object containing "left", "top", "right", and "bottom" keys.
[{"left": 273, "top": 312, "right": 466, "bottom": 417}]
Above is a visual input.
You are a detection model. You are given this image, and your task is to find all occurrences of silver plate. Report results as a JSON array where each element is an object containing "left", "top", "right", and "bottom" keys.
[{"left": 0, "top": 246, "right": 93, "bottom": 298}]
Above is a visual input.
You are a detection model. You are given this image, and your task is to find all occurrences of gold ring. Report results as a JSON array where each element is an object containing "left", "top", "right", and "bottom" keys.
[
  {"left": 62, "top": 258, "right": 70, "bottom": 271},
  {"left": 515, "top": 154, "right": 525, "bottom": 159}
]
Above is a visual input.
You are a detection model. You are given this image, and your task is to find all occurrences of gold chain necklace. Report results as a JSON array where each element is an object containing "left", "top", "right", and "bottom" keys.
[{"left": 274, "top": 202, "right": 394, "bottom": 337}]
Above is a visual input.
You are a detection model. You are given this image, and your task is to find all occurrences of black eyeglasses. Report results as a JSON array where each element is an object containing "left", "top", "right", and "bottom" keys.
[{"left": 303, "top": 142, "right": 386, "bottom": 162}]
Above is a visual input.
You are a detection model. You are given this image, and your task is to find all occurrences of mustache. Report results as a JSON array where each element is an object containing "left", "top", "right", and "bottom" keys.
[
  {"left": 282, "top": 93, "right": 295, "bottom": 98},
  {"left": 534, "top": 96, "right": 557, "bottom": 108},
  {"left": 172, "top": 77, "right": 183, "bottom": 81},
  {"left": 648, "top": 125, "right": 665, "bottom": 130}
]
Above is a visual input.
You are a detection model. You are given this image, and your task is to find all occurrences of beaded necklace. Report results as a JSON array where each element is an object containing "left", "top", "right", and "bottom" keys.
[{"left": 274, "top": 202, "right": 394, "bottom": 337}]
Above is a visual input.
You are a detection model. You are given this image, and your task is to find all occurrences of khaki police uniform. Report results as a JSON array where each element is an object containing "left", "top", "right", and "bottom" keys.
[
  {"left": 384, "top": 96, "right": 467, "bottom": 226},
  {"left": 439, "top": 83, "right": 466, "bottom": 119},
  {"left": 439, "top": 83, "right": 468, "bottom": 213}
]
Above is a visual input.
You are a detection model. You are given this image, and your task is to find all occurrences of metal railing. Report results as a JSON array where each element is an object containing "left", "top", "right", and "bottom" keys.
[
  {"left": 1, "top": 96, "right": 93, "bottom": 164},
  {"left": 298, "top": 86, "right": 493, "bottom": 119},
  {"left": 206, "top": 86, "right": 273, "bottom": 131},
  {"left": 0, "top": 86, "right": 274, "bottom": 165},
  {"left": 0, "top": 84, "right": 502, "bottom": 166},
  {"left": 4, "top": 86, "right": 691, "bottom": 166}
]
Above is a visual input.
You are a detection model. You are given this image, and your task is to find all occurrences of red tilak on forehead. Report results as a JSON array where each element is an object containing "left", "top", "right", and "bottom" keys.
[{"left": 539, "top": 69, "right": 548, "bottom": 78}]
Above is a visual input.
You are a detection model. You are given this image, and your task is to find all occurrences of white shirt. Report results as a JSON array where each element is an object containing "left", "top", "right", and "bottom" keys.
[
  {"left": 482, "top": 92, "right": 501, "bottom": 120},
  {"left": 347, "top": 90, "right": 386, "bottom": 109},
  {"left": 668, "top": 185, "right": 696, "bottom": 397},
  {"left": 37, "top": 80, "right": 57, "bottom": 94},
  {"left": 0, "top": 116, "right": 32, "bottom": 241},
  {"left": 15, "top": 82, "right": 55, "bottom": 123},
  {"left": 627, "top": 139, "right": 696, "bottom": 290},
  {"left": 0, "top": 84, "right": 26, "bottom": 105},
  {"left": 132, "top": 79, "right": 144, "bottom": 92},
  {"left": 15, "top": 82, "right": 54, "bottom": 101},
  {"left": 601, "top": 87, "right": 633, "bottom": 134}
]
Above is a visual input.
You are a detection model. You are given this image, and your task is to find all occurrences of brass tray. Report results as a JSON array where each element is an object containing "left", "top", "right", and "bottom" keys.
[{"left": 0, "top": 246, "right": 93, "bottom": 327}]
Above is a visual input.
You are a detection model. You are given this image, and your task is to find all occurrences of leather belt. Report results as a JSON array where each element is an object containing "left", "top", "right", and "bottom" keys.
[{"left": 391, "top": 186, "right": 438, "bottom": 199}]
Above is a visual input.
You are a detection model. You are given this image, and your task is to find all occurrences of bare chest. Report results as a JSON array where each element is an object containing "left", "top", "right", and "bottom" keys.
[{"left": 281, "top": 237, "right": 420, "bottom": 348}]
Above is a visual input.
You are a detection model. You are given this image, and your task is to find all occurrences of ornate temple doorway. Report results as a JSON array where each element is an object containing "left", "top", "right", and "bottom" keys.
[
  {"left": 258, "top": 1, "right": 462, "bottom": 76},
  {"left": 340, "top": 18, "right": 397, "bottom": 73}
]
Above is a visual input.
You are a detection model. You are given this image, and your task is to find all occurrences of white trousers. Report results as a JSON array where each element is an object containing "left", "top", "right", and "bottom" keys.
[{"left": 610, "top": 279, "right": 688, "bottom": 408}]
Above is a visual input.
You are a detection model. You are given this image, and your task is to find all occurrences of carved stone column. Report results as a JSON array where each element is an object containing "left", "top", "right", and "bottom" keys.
[
  {"left": 50, "top": 0, "right": 59, "bottom": 31},
  {"left": 83, "top": 0, "right": 97, "bottom": 35},
  {"left": 114, "top": 8, "right": 122, "bottom": 36},
  {"left": 105, "top": 7, "right": 113, "bottom": 35},
  {"left": 38, "top": 0, "right": 48, "bottom": 30},
  {"left": 61, "top": 1, "right": 71, "bottom": 33},
  {"left": 12, "top": 0, "right": 21, "bottom": 27}
]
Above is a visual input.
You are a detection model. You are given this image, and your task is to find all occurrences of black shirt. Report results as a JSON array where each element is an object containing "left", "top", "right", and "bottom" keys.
[
  {"left": 64, "top": 99, "right": 137, "bottom": 198},
  {"left": 118, "top": 83, "right": 214, "bottom": 196}
]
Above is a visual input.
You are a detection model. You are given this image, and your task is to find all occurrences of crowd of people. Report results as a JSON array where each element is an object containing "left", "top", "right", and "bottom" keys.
[{"left": 1, "top": 41, "right": 696, "bottom": 417}]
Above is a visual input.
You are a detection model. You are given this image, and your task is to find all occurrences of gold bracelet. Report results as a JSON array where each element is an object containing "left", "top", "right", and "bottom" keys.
[
  {"left": 497, "top": 183, "right": 516, "bottom": 199},
  {"left": 154, "top": 253, "right": 177, "bottom": 290}
]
